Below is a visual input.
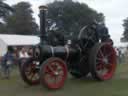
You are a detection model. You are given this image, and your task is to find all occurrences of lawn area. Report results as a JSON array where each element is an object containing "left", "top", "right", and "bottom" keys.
[{"left": 0, "top": 64, "right": 128, "bottom": 96}]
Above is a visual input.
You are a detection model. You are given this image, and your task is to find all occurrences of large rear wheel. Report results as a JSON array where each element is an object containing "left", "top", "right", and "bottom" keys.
[{"left": 89, "top": 43, "right": 117, "bottom": 81}]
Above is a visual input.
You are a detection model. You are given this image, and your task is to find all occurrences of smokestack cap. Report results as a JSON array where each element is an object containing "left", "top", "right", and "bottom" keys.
[{"left": 39, "top": 5, "right": 48, "bottom": 11}]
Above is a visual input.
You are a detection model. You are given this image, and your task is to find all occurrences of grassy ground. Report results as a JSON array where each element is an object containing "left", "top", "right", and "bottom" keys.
[{"left": 0, "top": 64, "right": 128, "bottom": 96}]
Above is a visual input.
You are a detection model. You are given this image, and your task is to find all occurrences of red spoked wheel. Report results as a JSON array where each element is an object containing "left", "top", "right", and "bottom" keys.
[
  {"left": 20, "top": 58, "right": 40, "bottom": 85},
  {"left": 89, "top": 43, "right": 117, "bottom": 81},
  {"left": 40, "top": 57, "right": 67, "bottom": 89}
]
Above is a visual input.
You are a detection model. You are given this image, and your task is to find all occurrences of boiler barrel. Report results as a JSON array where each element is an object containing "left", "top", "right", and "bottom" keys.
[{"left": 40, "top": 45, "right": 80, "bottom": 61}]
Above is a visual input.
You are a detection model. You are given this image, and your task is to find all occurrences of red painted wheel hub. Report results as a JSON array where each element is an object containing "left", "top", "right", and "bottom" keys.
[
  {"left": 40, "top": 58, "right": 67, "bottom": 89},
  {"left": 96, "top": 44, "right": 116, "bottom": 80}
]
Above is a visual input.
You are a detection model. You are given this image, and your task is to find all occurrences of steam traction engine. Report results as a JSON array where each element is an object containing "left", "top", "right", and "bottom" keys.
[{"left": 20, "top": 6, "right": 117, "bottom": 89}]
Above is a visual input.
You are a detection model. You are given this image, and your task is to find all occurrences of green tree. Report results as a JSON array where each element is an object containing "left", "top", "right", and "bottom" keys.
[
  {"left": 0, "top": 23, "right": 7, "bottom": 33},
  {"left": 5, "top": 2, "right": 39, "bottom": 35},
  {"left": 0, "top": 0, "right": 13, "bottom": 18},
  {"left": 0, "top": 0, "right": 13, "bottom": 33},
  {"left": 47, "top": 1, "right": 105, "bottom": 38},
  {"left": 121, "top": 17, "right": 128, "bottom": 42}
]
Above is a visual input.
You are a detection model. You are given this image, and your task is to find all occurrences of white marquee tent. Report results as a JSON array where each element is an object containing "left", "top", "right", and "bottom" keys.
[{"left": 0, "top": 34, "right": 40, "bottom": 56}]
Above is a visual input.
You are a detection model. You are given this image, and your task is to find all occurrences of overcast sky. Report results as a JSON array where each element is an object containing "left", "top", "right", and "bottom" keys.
[{"left": 5, "top": 0, "right": 128, "bottom": 46}]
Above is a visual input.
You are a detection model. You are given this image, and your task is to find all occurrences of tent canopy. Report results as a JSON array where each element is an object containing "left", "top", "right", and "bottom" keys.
[{"left": 0, "top": 34, "right": 40, "bottom": 46}]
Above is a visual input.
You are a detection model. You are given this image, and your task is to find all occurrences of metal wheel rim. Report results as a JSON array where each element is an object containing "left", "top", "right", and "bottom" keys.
[
  {"left": 24, "top": 62, "right": 39, "bottom": 84},
  {"left": 95, "top": 44, "right": 116, "bottom": 80},
  {"left": 42, "top": 59, "right": 67, "bottom": 89}
]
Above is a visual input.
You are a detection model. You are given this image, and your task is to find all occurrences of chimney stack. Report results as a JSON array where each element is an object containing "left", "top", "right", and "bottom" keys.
[{"left": 39, "top": 5, "right": 48, "bottom": 44}]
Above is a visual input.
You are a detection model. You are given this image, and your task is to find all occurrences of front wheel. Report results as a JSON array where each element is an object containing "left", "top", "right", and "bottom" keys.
[{"left": 40, "top": 57, "right": 68, "bottom": 90}]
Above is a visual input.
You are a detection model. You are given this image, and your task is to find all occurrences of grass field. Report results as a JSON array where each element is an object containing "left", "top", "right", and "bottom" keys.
[{"left": 0, "top": 64, "right": 128, "bottom": 96}]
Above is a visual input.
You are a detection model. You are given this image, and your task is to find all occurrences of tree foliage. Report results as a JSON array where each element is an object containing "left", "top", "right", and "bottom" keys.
[
  {"left": 121, "top": 17, "right": 128, "bottom": 42},
  {"left": 1, "top": 2, "right": 39, "bottom": 35},
  {"left": 0, "top": 0, "right": 14, "bottom": 33},
  {"left": 0, "top": 23, "right": 7, "bottom": 33},
  {"left": 6, "top": 2, "right": 39, "bottom": 35},
  {"left": 47, "top": 1, "right": 105, "bottom": 38},
  {"left": 0, "top": 0, "right": 13, "bottom": 18}
]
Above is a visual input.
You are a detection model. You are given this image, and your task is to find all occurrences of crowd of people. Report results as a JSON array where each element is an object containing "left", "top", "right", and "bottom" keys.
[
  {"left": 115, "top": 47, "right": 128, "bottom": 64},
  {"left": 0, "top": 46, "right": 32, "bottom": 79}
]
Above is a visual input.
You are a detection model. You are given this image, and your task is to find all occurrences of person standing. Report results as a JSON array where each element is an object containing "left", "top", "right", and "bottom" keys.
[
  {"left": 1, "top": 46, "right": 14, "bottom": 79},
  {"left": 18, "top": 47, "right": 30, "bottom": 71},
  {"left": 19, "top": 47, "right": 29, "bottom": 58}
]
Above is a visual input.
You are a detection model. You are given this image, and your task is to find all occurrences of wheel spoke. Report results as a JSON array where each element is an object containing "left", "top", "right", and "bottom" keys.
[
  {"left": 25, "top": 66, "right": 33, "bottom": 75},
  {"left": 26, "top": 65, "right": 31, "bottom": 71},
  {"left": 97, "top": 64, "right": 103, "bottom": 70},
  {"left": 59, "top": 71, "right": 64, "bottom": 76},
  {"left": 54, "top": 76, "right": 57, "bottom": 85},
  {"left": 99, "top": 50, "right": 104, "bottom": 58},
  {"left": 96, "top": 57, "right": 103, "bottom": 62},
  {"left": 45, "top": 68, "right": 55, "bottom": 77},
  {"left": 48, "top": 65, "right": 55, "bottom": 73},
  {"left": 44, "top": 74, "right": 53, "bottom": 84},
  {"left": 29, "top": 73, "right": 35, "bottom": 80},
  {"left": 105, "top": 64, "right": 112, "bottom": 69},
  {"left": 103, "top": 46, "right": 106, "bottom": 54},
  {"left": 27, "top": 70, "right": 33, "bottom": 76},
  {"left": 34, "top": 73, "right": 39, "bottom": 80},
  {"left": 106, "top": 53, "right": 112, "bottom": 58}
]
